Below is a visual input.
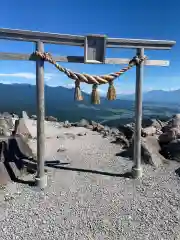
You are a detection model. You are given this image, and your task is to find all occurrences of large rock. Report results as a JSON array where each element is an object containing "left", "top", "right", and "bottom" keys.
[
  {"left": 159, "top": 128, "right": 180, "bottom": 144},
  {"left": 122, "top": 136, "right": 164, "bottom": 167},
  {"left": 118, "top": 124, "right": 134, "bottom": 140},
  {"left": 0, "top": 117, "right": 13, "bottom": 136},
  {"left": 15, "top": 118, "right": 32, "bottom": 139},
  {"left": 2, "top": 112, "right": 12, "bottom": 118},
  {"left": 142, "top": 118, "right": 163, "bottom": 129},
  {"left": 170, "top": 114, "right": 180, "bottom": 128},
  {"left": 161, "top": 139, "right": 180, "bottom": 162},
  {"left": 118, "top": 123, "right": 145, "bottom": 140}
]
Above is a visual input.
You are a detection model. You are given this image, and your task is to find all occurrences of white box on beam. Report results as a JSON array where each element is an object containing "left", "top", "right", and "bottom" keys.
[{"left": 84, "top": 35, "right": 106, "bottom": 64}]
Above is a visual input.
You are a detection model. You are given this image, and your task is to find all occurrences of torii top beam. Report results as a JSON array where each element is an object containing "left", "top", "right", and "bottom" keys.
[{"left": 0, "top": 28, "right": 176, "bottom": 50}]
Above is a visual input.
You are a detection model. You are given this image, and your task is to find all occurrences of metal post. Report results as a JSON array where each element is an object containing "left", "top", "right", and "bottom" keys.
[
  {"left": 132, "top": 48, "right": 144, "bottom": 178},
  {"left": 35, "top": 41, "right": 47, "bottom": 189}
]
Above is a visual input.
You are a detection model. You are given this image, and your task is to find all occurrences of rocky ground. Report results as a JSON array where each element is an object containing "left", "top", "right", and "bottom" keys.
[{"left": 0, "top": 112, "right": 180, "bottom": 239}]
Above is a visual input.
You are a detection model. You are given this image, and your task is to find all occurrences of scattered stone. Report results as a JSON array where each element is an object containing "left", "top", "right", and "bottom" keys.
[
  {"left": 85, "top": 125, "right": 93, "bottom": 130},
  {"left": 142, "top": 126, "right": 157, "bottom": 137},
  {"left": 156, "top": 129, "right": 163, "bottom": 135},
  {"left": 31, "top": 115, "right": 37, "bottom": 120},
  {"left": 2, "top": 112, "right": 12, "bottom": 118},
  {"left": 46, "top": 116, "right": 58, "bottom": 122},
  {"left": 113, "top": 135, "right": 130, "bottom": 148},
  {"left": 93, "top": 123, "right": 104, "bottom": 132},
  {"left": 90, "top": 120, "right": 98, "bottom": 127},
  {"left": 0, "top": 117, "right": 13, "bottom": 136},
  {"left": 64, "top": 133, "right": 76, "bottom": 140},
  {"left": 0, "top": 128, "right": 11, "bottom": 137},
  {"left": 77, "top": 119, "right": 89, "bottom": 127},
  {"left": 4, "top": 194, "right": 15, "bottom": 202},
  {"left": 71, "top": 122, "right": 78, "bottom": 127},
  {"left": 57, "top": 145, "right": 66, "bottom": 152},
  {"left": 22, "top": 111, "right": 29, "bottom": 119},
  {"left": 110, "top": 127, "right": 120, "bottom": 135},
  {"left": 77, "top": 132, "right": 87, "bottom": 136},
  {"left": 63, "top": 120, "right": 71, "bottom": 128},
  {"left": 12, "top": 113, "right": 19, "bottom": 119},
  {"left": 104, "top": 125, "right": 111, "bottom": 132}
]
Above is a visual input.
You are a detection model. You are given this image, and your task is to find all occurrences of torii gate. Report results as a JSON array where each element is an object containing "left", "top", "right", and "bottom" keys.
[{"left": 0, "top": 28, "right": 176, "bottom": 189}]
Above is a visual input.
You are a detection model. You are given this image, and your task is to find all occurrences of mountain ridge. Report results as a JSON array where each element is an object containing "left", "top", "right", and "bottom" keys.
[{"left": 118, "top": 89, "right": 180, "bottom": 103}]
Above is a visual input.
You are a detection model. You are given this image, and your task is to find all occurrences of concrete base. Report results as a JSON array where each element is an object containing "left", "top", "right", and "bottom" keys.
[
  {"left": 35, "top": 174, "right": 47, "bottom": 189},
  {"left": 131, "top": 166, "right": 143, "bottom": 179}
]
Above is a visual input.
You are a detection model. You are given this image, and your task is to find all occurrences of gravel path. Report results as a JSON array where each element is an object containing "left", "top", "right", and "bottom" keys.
[{"left": 0, "top": 128, "right": 180, "bottom": 240}]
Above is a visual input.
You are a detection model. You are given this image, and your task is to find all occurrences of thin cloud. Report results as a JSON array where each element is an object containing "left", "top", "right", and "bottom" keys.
[
  {"left": 0, "top": 72, "right": 56, "bottom": 81},
  {"left": 0, "top": 73, "right": 35, "bottom": 79}
]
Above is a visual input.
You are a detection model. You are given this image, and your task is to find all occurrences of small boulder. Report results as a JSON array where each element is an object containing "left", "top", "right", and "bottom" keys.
[
  {"left": 57, "top": 145, "right": 66, "bottom": 152},
  {"left": 104, "top": 125, "right": 111, "bottom": 132},
  {"left": 142, "top": 126, "right": 157, "bottom": 137},
  {"left": 77, "top": 132, "right": 87, "bottom": 136},
  {"left": 159, "top": 128, "right": 180, "bottom": 144},
  {"left": 161, "top": 139, "right": 180, "bottom": 162},
  {"left": 64, "top": 133, "right": 76, "bottom": 139},
  {"left": 0, "top": 127, "right": 11, "bottom": 137},
  {"left": 46, "top": 116, "right": 58, "bottom": 122},
  {"left": 63, "top": 120, "right": 71, "bottom": 128},
  {"left": 22, "top": 111, "right": 29, "bottom": 119},
  {"left": 90, "top": 120, "right": 98, "bottom": 127},
  {"left": 94, "top": 123, "right": 104, "bottom": 132},
  {"left": 86, "top": 125, "right": 93, "bottom": 130},
  {"left": 31, "top": 115, "right": 37, "bottom": 120},
  {"left": 77, "top": 119, "right": 89, "bottom": 127},
  {"left": 113, "top": 135, "right": 129, "bottom": 148},
  {"left": 110, "top": 127, "right": 120, "bottom": 136},
  {"left": 2, "top": 112, "right": 12, "bottom": 118},
  {"left": 142, "top": 118, "right": 162, "bottom": 129},
  {"left": 171, "top": 114, "right": 180, "bottom": 128},
  {"left": 118, "top": 124, "right": 134, "bottom": 140}
]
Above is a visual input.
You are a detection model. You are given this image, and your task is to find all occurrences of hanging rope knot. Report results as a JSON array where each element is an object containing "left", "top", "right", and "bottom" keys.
[
  {"left": 129, "top": 55, "right": 147, "bottom": 65},
  {"left": 74, "top": 80, "right": 83, "bottom": 101},
  {"left": 91, "top": 84, "right": 100, "bottom": 104},
  {"left": 75, "top": 80, "right": 80, "bottom": 87},
  {"left": 107, "top": 80, "right": 116, "bottom": 100}
]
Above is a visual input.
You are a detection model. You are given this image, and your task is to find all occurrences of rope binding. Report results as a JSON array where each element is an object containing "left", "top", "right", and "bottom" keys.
[{"left": 33, "top": 51, "right": 147, "bottom": 104}]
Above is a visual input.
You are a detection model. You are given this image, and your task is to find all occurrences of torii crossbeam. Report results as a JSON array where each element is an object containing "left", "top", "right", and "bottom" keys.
[{"left": 0, "top": 28, "right": 176, "bottom": 189}]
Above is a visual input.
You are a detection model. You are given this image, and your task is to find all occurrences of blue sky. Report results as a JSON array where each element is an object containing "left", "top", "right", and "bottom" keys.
[{"left": 0, "top": 0, "right": 179, "bottom": 95}]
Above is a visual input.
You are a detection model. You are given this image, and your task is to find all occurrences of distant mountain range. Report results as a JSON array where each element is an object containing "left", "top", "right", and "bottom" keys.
[
  {"left": 0, "top": 83, "right": 178, "bottom": 125},
  {"left": 118, "top": 89, "right": 180, "bottom": 103}
]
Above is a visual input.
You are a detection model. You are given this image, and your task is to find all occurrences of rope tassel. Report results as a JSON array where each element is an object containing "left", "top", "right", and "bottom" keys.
[
  {"left": 91, "top": 84, "right": 100, "bottom": 104},
  {"left": 107, "top": 81, "right": 116, "bottom": 100},
  {"left": 74, "top": 80, "right": 83, "bottom": 101}
]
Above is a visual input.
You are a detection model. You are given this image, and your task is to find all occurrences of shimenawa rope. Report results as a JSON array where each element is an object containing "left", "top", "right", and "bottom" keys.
[{"left": 34, "top": 51, "right": 146, "bottom": 104}]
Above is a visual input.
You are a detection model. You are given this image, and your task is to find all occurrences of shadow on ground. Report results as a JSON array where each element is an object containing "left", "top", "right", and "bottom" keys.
[
  {"left": 0, "top": 137, "right": 133, "bottom": 187},
  {"left": 45, "top": 162, "right": 133, "bottom": 179}
]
